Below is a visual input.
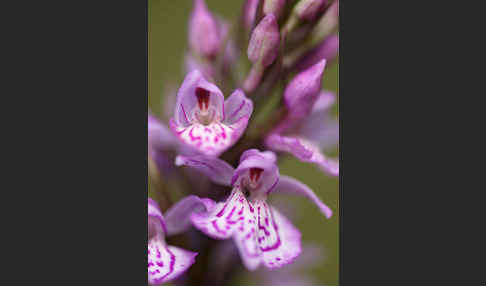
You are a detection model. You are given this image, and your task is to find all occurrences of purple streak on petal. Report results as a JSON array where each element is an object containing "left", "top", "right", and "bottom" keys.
[
  {"left": 295, "top": 34, "right": 339, "bottom": 72},
  {"left": 163, "top": 195, "right": 213, "bottom": 236},
  {"left": 284, "top": 59, "right": 326, "bottom": 118},
  {"left": 223, "top": 89, "right": 253, "bottom": 125},
  {"left": 273, "top": 175, "right": 333, "bottom": 219},
  {"left": 175, "top": 154, "right": 234, "bottom": 186}
]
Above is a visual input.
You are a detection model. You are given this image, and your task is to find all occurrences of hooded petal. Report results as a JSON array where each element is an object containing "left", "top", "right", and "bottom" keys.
[
  {"left": 232, "top": 149, "right": 280, "bottom": 195},
  {"left": 163, "top": 195, "right": 214, "bottom": 236},
  {"left": 254, "top": 200, "right": 302, "bottom": 268},
  {"left": 222, "top": 89, "right": 253, "bottom": 125},
  {"left": 191, "top": 189, "right": 255, "bottom": 240},
  {"left": 173, "top": 70, "right": 224, "bottom": 128},
  {"left": 265, "top": 134, "right": 339, "bottom": 176},
  {"left": 175, "top": 154, "right": 234, "bottom": 186},
  {"left": 273, "top": 175, "right": 333, "bottom": 219},
  {"left": 148, "top": 239, "right": 197, "bottom": 285},
  {"left": 299, "top": 91, "right": 339, "bottom": 151}
]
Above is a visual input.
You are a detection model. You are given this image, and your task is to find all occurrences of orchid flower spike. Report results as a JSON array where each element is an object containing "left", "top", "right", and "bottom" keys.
[
  {"left": 175, "top": 149, "right": 333, "bottom": 270},
  {"left": 266, "top": 90, "right": 339, "bottom": 176},
  {"left": 148, "top": 199, "right": 197, "bottom": 285},
  {"left": 170, "top": 70, "right": 253, "bottom": 156}
]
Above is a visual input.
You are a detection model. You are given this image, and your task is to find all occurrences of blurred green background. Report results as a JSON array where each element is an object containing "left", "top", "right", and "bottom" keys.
[{"left": 149, "top": 0, "right": 339, "bottom": 285}]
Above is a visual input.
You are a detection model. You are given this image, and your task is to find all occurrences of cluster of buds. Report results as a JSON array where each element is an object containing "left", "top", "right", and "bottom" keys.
[{"left": 149, "top": 0, "right": 339, "bottom": 284}]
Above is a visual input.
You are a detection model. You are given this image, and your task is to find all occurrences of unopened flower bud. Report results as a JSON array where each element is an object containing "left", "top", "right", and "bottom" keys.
[
  {"left": 189, "top": 0, "right": 221, "bottom": 57},
  {"left": 244, "top": 14, "right": 280, "bottom": 92},
  {"left": 294, "top": 0, "right": 328, "bottom": 21},
  {"left": 284, "top": 59, "right": 326, "bottom": 118},
  {"left": 263, "top": 0, "right": 286, "bottom": 19},
  {"left": 247, "top": 14, "right": 280, "bottom": 67}
]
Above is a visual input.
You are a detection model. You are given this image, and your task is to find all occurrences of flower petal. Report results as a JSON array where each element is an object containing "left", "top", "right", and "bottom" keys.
[
  {"left": 148, "top": 238, "right": 197, "bottom": 285},
  {"left": 148, "top": 198, "right": 167, "bottom": 235},
  {"left": 300, "top": 91, "right": 339, "bottom": 151},
  {"left": 284, "top": 59, "right": 326, "bottom": 119},
  {"left": 191, "top": 189, "right": 254, "bottom": 240},
  {"left": 163, "top": 195, "right": 214, "bottom": 236},
  {"left": 148, "top": 112, "right": 176, "bottom": 150},
  {"left": 254, "top": 201, "right": 302, "bottom": 269},
  {"left": 234, "top": 224, "right": 261, "bottom": 270},
  {"left": 175, "top": 155, "right": 234, "bottom": 186},
  {"left": 223, "top": 89, "right": 253, "bottom": 125},
  {"left": 233, "top": 199, "right": 261, "bottom": 270},
  {"left": 273, "top": 175, "right": 333, "bottom": 219},
  {"left": 173, "top": 70, "right": 224, "bottom": 127},
  {"left": 265, "top": 134, "right": 339, "bottom": 176}
]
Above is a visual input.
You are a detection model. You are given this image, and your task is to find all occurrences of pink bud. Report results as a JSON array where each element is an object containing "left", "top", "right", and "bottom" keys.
[
  {"left": 284, "top": 59, "right": 326, "bottom": 118},
  {"left": 242, "top": 0, "right": 260, "bottom": 30},
  {"left": 294, "top": 0, "right": 328, "bottom": 21},
  {"left": 189, "top": 0, "right": 221, "bottom": 57},
  {"left": 247, "top": 14, "right": 280, "bottom": 67},
  {"left": 263, "top": 0, "right": 286, "bottom": 19}
]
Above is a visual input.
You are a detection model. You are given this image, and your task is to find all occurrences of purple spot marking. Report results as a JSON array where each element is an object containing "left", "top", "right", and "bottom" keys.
[
  {"left": 189, "top": 127, "right": 201, "bottom": 142},
  {"left": 180, "top": 104, "right": 190, "bottom": 125},
  {"left": 211, "top": 220, "right": 227, "bottom": 235},
  {"left": 216, "top": 192, "right": 235, "bottom": 217},
  {"left": 226, "top": 206, "right": 236, "bottom": 220},
  {"left": 259, "top": 205, "right": 282, "bottom": 252}
]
